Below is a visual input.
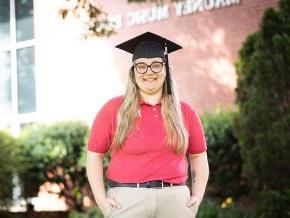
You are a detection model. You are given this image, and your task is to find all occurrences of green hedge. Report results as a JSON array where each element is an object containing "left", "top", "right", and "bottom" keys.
[
  {"left": 234, "top": 0, "right": 290, "bottom": 193},
  {"left": 0, "top": 131, "right": 20, "bottom": 207},
  {"left": 68, "top": 207, "right": 103, "bottom": 218},
  {"left": 19, "top": 120, "right": 89, "bottom": 211},
  {"left": 201, "top": 110, "right": 247, "bottom": 199},
  {"left": 256, "top": 189, "right": 290, "bottom": 218},
  {"left": 197, "top": 198, "right": 255, "bottom": 218},
  {"left": 0, "top": 211, "right": 68, "bottom": 218}
]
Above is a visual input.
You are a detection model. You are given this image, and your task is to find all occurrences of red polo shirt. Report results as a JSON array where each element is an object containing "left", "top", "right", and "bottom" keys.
[{"left": 87, "top": 96, "right": 207, "bottom": 183}]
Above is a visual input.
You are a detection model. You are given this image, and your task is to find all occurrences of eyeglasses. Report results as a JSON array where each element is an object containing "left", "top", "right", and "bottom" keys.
[{"left": 133, "top": 61, "right": 164, "bottom": 74}]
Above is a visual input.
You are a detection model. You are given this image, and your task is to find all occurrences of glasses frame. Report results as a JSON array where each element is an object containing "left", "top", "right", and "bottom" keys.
[{"left": 133, "top": 60, "right": 165, "bottom": 74}]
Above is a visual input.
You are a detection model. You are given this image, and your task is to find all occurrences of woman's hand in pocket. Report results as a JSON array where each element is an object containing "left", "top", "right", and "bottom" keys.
[
  {"left": 186, "top": 195, "right": 200, "bottom": 217},
  {"left": 100, "top": 197, "right": 122, "bottom": 216}
]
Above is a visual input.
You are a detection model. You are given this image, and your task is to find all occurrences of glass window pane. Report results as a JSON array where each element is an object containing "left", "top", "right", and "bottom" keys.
[
  {"left": 17, "top": 46, "right": 36, "bottom": 113},
  {"left": 0, "top": 51, "right": 12, "bottom": 114},
  {"left": 16, "top": 0, "right": 34, "bottom": 42},
  {"left": 0, "top": 1, "right": 10, "bottom": 45}
]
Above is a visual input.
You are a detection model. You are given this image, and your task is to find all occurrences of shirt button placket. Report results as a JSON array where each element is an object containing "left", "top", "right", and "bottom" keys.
[{"left": 153, "top": 107, "right": 158, "bottom": 118}]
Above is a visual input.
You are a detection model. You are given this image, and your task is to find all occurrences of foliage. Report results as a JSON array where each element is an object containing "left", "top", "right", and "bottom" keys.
[
  {"left": 59, "top": 0, "right": 116, "bottom": 38},
  {"left": 234, "top": 0, "right": 290, "bottom": 193},
  {"left": 19, "top": 121, "right": 89, "bottom": 211},
  {"left": 59, "top": 0, "right": 171, "bottom": 38},
  {"left": 255, "top": 189, "right": 290, "bottom": 218},
  {"left": 197, "top": 198, "right": 255, "bottom": 218},
  {"left": 197, "top": 199, "right": 220, "bottom": 218},
  {"left": 201, "top": 110, "right": 247, "bottom": 199},
  {"left": 0, "top": 211, "right": 68, "bottom": 218},
  {"left": 0, "top": 131, "right": 19, "bottom": 206},
  {"left": 68, "top": 207, "right": 102, "bottom": 218}
]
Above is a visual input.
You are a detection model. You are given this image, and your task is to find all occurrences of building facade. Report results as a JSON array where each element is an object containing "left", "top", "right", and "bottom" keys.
[{"left": 0, "top": 0, "right": 278, "bottom": 135}]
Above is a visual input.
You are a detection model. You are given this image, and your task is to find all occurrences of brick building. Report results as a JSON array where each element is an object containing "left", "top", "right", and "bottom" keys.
[{"left": 0, "top": 0, "right": 278, "bottom": 134}]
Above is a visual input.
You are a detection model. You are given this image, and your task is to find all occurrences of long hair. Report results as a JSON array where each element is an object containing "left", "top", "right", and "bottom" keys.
[{"left": 110, "top": 66, "right": 188, "bottom": 155}]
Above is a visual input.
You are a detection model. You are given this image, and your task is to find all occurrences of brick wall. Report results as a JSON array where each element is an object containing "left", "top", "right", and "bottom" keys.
[{"left": 97, "top": 0, "right": 278, "bottom": 113}]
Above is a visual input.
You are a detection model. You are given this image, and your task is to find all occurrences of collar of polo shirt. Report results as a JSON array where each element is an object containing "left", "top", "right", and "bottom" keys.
[{"left": 139, "top": 99, "right": 162, "bottom": 106}]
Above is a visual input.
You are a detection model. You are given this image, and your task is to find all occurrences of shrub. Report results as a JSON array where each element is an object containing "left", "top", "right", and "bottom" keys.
[
  {"left": 256, "top": 189, "right": 290, "bottom": 218},
  {"left": 19, "top": 121, "right": 89, "bottom": 211},
  {"left": 68, "top": 207, "right": 102, "bottom": 218},
  {"left": 234, "top": 0, "right": 290, "bottom": 193},
  {"left": 201, "top": 110, "right": 247, "bottom": 199},
  {"left": 197, "top": 198, "right": 255, "bottom": 218},
  {"left": 0, "top": 131, "right": 19, "bottom": 207},
  {"left": 197, "top": 199, "right": 220, "bottom": 218}
]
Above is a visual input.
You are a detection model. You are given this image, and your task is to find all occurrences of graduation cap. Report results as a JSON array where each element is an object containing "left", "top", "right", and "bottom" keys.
[{"left": 115, "top": 32, "right": 182, "bottom": 95}]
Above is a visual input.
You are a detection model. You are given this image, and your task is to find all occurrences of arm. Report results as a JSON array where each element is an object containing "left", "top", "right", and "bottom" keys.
[
  {"left": 86, "top": 97, "right": 123, "bottom": 215},
  {"left": 86, "top": 151, "right": 108, "bottom": 212},
  {"left": 86, "top": 150, "right": 122, "bottom": 216},
  {"left": 189, "top": 151, "right": 209, "bottom": 205}
]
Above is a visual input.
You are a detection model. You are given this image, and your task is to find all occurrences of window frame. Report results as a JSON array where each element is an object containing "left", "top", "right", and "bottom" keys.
[{"left": 0, "top": 0, "right": 36, "bottom": 135}]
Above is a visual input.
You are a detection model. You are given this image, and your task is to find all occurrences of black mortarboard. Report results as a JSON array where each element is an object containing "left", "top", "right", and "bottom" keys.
[{"left": 115, "top": 32, "right": 182, "bottom": 95}]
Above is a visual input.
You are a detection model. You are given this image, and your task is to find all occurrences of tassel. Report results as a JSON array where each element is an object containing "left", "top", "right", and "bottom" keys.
[{"left": 164, "top": 43, "right": 172, "bottom": 95}]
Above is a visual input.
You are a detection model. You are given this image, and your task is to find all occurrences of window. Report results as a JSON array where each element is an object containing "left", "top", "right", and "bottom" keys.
[
  {"left": 0, "top": 1, "right": 10, "bottom": 45},
  {"left": 16, "top": 0, "right": 34, "bottom": 42},
  {"left": 0, "top": 0, "right": 35, "bottom": 135},
  {"left": 17, "top": 46, "right": 36, "bottom": 113},
  {"left": 0, "top": 51, "right": 11, "bottom": 114}
]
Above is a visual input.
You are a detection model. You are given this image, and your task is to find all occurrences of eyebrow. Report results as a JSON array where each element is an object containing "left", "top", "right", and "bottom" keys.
[{"left": 134, "top": 61, "right": 163, "bottom": 65}]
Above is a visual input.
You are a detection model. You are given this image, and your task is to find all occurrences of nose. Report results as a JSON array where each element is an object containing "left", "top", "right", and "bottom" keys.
[{"left": 145, "top": 67, "right": 154, "bottom": 75}]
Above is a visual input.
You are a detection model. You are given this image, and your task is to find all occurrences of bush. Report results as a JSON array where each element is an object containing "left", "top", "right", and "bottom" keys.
[
  {"left": 256, "top": 190, "right": 290, "bottom": 218},
  {"left": 219, "top": 204, "right": 255, "bottom": 218},
  {"left": 0, "top": 211, "right": 68, "bottom": 218},
  {"left": 19, "top": 120, "right": 89, "bottom": 211},
  {"left": 201, "top": 110, "right": 247, "bottom": 199},
  {"left": 234, "top": 0, "right": 290, "bottom": 193},
  {"left": 68, "top": 207, "right": 102, "bottom": 218},
  {"left": 197, "top": 199, "right": 220, "bottom": 218},
  {"left": 0, "top": 131, "right": 20, "bottom": 207},
  {"left": 197, "top": 198, "right": 255, "bottom": 218}
]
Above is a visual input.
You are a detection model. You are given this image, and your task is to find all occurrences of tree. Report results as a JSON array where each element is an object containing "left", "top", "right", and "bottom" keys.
[
  {"left": 234, "top": 0, "right": 290, "bottom": 193},
  {"left": 59, "top": 0, "right": 168, "bottom": 38}
]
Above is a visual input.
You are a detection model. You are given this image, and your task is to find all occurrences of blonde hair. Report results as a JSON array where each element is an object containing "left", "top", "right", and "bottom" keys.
[{"left": 110, "top": 67, "right": 188, "bottom": 155}]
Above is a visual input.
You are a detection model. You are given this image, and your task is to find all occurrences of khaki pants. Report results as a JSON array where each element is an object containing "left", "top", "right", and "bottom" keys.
[{"left": 104, "top": 185, "right": 197, "bottom": 218}]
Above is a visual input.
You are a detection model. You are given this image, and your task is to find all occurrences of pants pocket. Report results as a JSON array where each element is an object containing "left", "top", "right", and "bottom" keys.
[
  {"left": 104, "top": 204, "right": 113, "bottom": 218},
  {"left": 183, "top": 186, "right": 198, "bottom": 217},
  {"left": 105, "top": 188, "right": 123, "bottom": 217}
]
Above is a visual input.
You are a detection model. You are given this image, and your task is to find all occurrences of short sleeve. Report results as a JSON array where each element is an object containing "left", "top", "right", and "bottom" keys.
[
  {"left": 87, "top": 97, "right": 122, "bottom": 154},
  {"left": 182, "top": 103, "right": 207, "bottom": 154}
]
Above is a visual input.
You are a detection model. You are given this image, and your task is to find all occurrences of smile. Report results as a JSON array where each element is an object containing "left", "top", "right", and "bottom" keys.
[{"left": 143, "top": 78, "right": 157, "bottom": 81}]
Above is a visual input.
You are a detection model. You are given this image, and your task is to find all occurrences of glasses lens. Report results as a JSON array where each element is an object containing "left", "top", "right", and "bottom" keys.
[
  {"left": 151, "top": 62, "right": 163, "bottom": 73},
  {"left": 135, "top": 63, "right": 147, "bottom": 74}
]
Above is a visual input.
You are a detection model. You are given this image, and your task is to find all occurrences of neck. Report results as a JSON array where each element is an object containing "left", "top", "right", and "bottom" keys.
[{"left": 139, "top": 90, "right": 162, "bottom": 105}]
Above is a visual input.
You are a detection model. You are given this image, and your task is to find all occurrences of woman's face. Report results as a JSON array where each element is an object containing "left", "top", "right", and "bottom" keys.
[{"left": 133, "top": 57, "right": 166, "bottom": 96}]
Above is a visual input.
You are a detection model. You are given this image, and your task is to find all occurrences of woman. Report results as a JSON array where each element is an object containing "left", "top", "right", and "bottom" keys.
[{"left": 86, "top": 32, "right": 209, "bottom": 218}]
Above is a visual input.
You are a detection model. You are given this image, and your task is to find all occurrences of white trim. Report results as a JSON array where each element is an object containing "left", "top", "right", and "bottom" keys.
[
  {"left": 0, "top": 113, "right": 38, "bottom": 126},
  {"left": 0, "top": 112, "right": 38, "bottom": 133},
  {"left": 0, "top": 40, "right": 35, "bottom": 52},
  {"left": 16, "top": 112, "right": 38, "bottom": 124},
  {"left": 0, "top": 45, "right": 13, "bottom": 52},
  {"left": 14, "top": 39, "right": 35, "bottom": 49},
  {"left": 1, "top": 0, "right": 36, "bottom": 136},
  {"left": 10, "top": 0, "right": 19, "bottom": 135},
  {"left": 0, "top": 115, "right": 13, "bottom": 125}
]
